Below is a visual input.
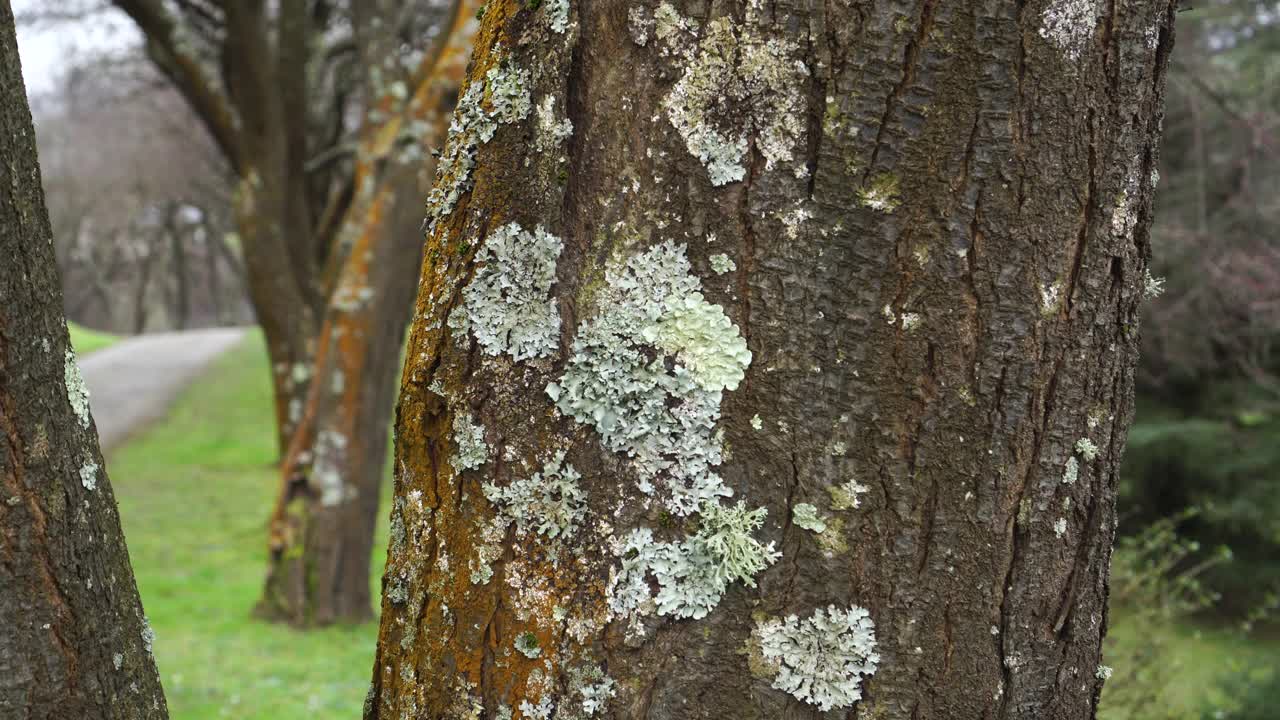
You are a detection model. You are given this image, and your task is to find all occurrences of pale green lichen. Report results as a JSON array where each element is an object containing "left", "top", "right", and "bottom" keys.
[
  {"left": 483, "top": 450, "right": 585, "bottom": 540},
  {"left": 64, "top": 349, "right": 91, "bottom": 429},
  {"left": 828, "top": 480, "right": 869, "bottom": 511},
  {"left": 751, "top": 414, "right": 763, "bottom": 430},
  {"left": 709, "top": 253, "right": 736, "bottom": 274},
  {"left": 608, "top": 501, "right": 779, "bottom": 621},
  {"left": 425, "top": 51, "right": 531, "bottom": 227},
  {"left": 756, "top": 605, "right": 879, "bottom": 711},
  {"left": 514, "top": 631, "right": 542, "bottom": 659},
  {"left": 451, "top": 412, "right": 489, "bottom": 472},
  {"left": 658, "top": 10, "right": 808, "bottom": 185},
  {"left": 1041, "top": 282, "right": 1064, "bottom": 315},
  {"left": 793, "top": 503, "right": 827, "bottom": 533},
  {"left": 535, "top": 95, "right": 574, "bottom": 152},
  {"left": 1075, "top": 437, "right": 1100, "bottom": 461},
  {"left": 1063, "top": 456, "right": 1079, "bottom": 485},
  {"left": 79, "top": 461, "right": 99, "bottom": 491},
  {"left": 545, "top": 0, "right": 570, "bottom": 34},
  {"left": 460, "top": 222, "right": 563, "bottom": 361},
  {"left": 1143, "top": 268, "right": 1165, "bottom": 298},
  {"left": 547, "top": 242, "right": 749, "bottom": 514}
]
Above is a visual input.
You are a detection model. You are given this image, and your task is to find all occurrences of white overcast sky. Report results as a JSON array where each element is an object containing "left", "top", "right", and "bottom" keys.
[{"left": 13, "top": 0, "right": 138, "bottom": 96}]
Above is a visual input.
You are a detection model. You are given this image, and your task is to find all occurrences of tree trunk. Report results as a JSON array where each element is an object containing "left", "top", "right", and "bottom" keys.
[
  {"left": 0, "top": 3, "right": 168, "bottom": 716},
  {"left": 369, "top": 1, "right": 1176, "bottom": 718},
  {"left": 255, "top": 0, "right": 481, "bottom": 625}
]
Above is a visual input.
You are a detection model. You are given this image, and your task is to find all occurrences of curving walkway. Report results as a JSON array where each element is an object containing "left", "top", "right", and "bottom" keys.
[{"left": 79, "top": 328, "right": 247, "bottom": 452}]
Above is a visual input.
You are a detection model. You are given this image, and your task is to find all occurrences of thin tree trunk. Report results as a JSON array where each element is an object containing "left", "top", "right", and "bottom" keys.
[
  {"left": 0, "top": 2, "right": 168, "bottom": 715},
  {"left": 256, "top": 0, "right": 479, "bottom": 626},
  {"left": 369, "top": 1, "right": 1176, "bottom": 718}
]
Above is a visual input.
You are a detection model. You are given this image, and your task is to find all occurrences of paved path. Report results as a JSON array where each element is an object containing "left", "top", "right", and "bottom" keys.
[{"left": 79, "top": 328, "right": 247, "bottom": 452}]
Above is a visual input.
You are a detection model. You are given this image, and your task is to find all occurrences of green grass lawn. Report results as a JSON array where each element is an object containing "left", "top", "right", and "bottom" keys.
[
  {"left": 68, "top": 322, "right": 118, "bottom": 355},
  {"left": 108, "top": 331, "right": 388, "bottom": 720}
]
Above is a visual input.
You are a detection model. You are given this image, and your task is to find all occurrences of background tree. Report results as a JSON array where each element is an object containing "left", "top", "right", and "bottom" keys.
[
  {"left": 0, "top": 0, "right": 167, "bottom": 716},
  {"left": 369, "top": 1, "right": 1176, "bottom": 718},
  {"left": 50, "top": 0, "right": 485, "bottom": 623}
]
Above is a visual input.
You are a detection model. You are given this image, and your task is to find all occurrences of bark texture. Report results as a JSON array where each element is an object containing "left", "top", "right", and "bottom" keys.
[
  {"left": 371, "top": 1, "right": 1176, "bottom": 718},
  {"left": 0, "top": 3, "right": 168, "bottom": 717}
]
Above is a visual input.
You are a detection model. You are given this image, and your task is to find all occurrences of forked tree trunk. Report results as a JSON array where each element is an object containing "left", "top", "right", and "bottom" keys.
[
  {"left": 254, "top": 0, "right": 480, "bottom": 625},
  {"left": 0, "top": 3, "right": 168, "bottom": 716},
  {"left": 369, "top": 1, "right": 1176, "bottom": 718}
]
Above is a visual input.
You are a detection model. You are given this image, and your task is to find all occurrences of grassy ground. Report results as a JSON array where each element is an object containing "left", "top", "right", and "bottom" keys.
[
  {"left": 68, "top": 322, "right": 118, "bottom": 354},
  {"left": 108, "top": 332, "right": 387, "bottom": 720}
]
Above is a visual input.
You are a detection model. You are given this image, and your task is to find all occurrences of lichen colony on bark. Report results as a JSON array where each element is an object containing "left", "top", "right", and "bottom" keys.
[{"left": 369, "top": 1, "right": 1178, "bottom": 718}]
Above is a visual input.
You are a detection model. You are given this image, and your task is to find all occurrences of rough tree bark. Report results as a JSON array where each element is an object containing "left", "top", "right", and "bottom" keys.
[
  {"left": 369, "top": 1, "right": 1177, "bottom": 718},
  {"left": 254, "top": 0, "right": 483, "bottom": 625},
  {"left": 0, "top": 3, "right": 168, "bottom": 717}
]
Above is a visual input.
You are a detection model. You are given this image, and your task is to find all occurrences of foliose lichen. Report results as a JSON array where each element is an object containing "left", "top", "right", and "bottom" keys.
[
  {"left": 1063, "top": 456, "right": 1079, "bottom": 485},
  {"left": 535, "top": 95, "right": 574, "bottom": 152},
  {"left": 514, "top": 631, "right": 542, "bottom": 658},
  {"left": 755, "top": 605, "right": 880, "bottom": 711},
  {"left": 451, "top": 412, "right": 490, "bottom": 472},
  {"left": 79, "top": 461, "right": 99, "bottom": 491},
  {"left": 483, "top": 450, "right": 585, "bottom": 540},
  {"left": 608, "top": 500, "right": 779, "bottom": 620},
  {"left": 1075, "top": 437, "right": 1100, "bottom": 461},
  {"left": 64, "top": 349, "right": 91, "bottom": 429},
  {"left": 545, "top": 0, "right": 570, "bottom": 34},
  {"left": 709, "top": 253, "right": 736, "bottom": 274},
  {"left": 459, "top": 222, "right": 563, "bottom": 361},
  {"left": 313, "top": 430, "right": 353, "bottom": 506},
  {"left": 793, "top": 503, "right": 827, "bottom": 533},
  {"left": 424, "top": 50, "right": 531, "bottom": 228},
  {"left": 655, "top": 8, "right": 808, "bottom": 185},
  {"left": 546, "top": 242, "right": 749, "bottom": 515}
]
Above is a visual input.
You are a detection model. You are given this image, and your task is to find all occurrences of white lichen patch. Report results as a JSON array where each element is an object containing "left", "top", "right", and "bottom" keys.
[
  {"left": 425, "top": 51, "right": 532, "bottom": 227},
  {"left": 460, "top": 223, "right": 563, "bottom": 361},
  {"left": 1041, "top": 281, "right": 1064, "bottom": 315},
  {"left": 545, "top": 0, "right": 570, "bottom": 34},
  {"left": 751, "top": 414, "right": 763, "bottom": 430},
  {"left": 1075, "top": 437, "right": 1100, "bottom": 461},
  {"left": 628, "top": 6, "right": 653, "bottom": 46},
  {"left": 1054, "top": 517, "right": 1068, "bottom": 537},
  {"left": 64, "top": 349, "right": 91, "bottom": 429},
  {"left": 1039, "top": 0, "right": 1101, "bottom": 62},
  {"left": 657, "top": 11, "right": 808, "bottom": 185},
  {"left": 709, "top": 253, "right": 736, "bottom": 274},
  {"left": 547, "top": 242, "right": 749, "bottom": 515},
  {"left": 79, "top": 461, "right": 99, "bottom": 491},
  {"left": 535, "top": 95, "right": 574, "bottom": 152},
  {"left": 468, "top": 518, "right": 505, "bottom": 585},
  {"left": 793, "top": 503, "right": 827, "bottom": 533},
  {"left": 314, "top": 430, "right": 353, "bottom": 506},
  {"left": 756, "top": 605, "right": 879, "bottom": 711},
  {"left": 609, "top": 501, "right": 779, "bottom": 620},
  {"left": 451, "top": 412, "right": 489, "bottom": 472},
  {"left": 900, "top": 312, "right": 922, "bottom": 332},
  {"left": 1063, "top": 456, "right": 1079, "bottom": 485},
  {"left": 1143, "top": 268, "right": 1165, "bottom": 299},
  {"left": 141, "top": 617, "right": 156, "bottom": 655},
  {"left": 484, "top": 450, "right": 586, "bottom": 540}
]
